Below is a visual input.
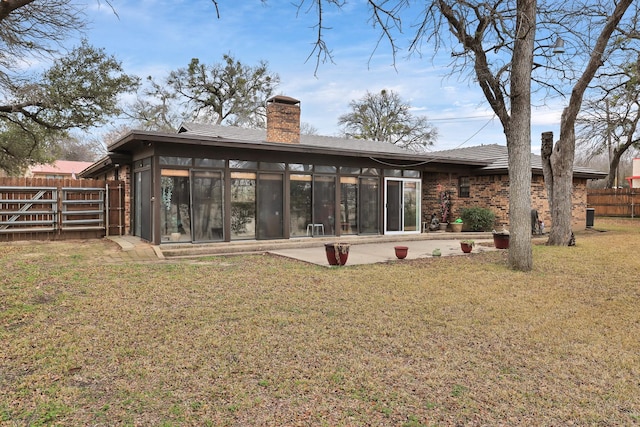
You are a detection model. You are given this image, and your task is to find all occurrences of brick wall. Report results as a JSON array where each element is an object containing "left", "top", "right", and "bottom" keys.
[
  {"left": 266, "top": 97, "right": 301, "bottom": 144},
  {"left": 422, "top": 172, "right": 588, "bottom": 231}
]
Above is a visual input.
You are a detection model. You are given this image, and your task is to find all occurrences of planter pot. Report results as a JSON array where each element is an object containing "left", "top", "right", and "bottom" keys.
[
  {"left": 450, "top": 222, "right": 463, "bottom": 232},
  {"left": 493, "top": 234, "right": 510, "bottom": 249},
  {"left": 325, "top": 243, "right": 350, "bottom": 266},
  {"left": 170, "top": 232, "right": 181, "bottom": 242},
  {"left": 460, "top": 242, "right": 473, "bottom": 253},
  {"left": 394, "top": 245, "right": 409, "bottom": 259},
  {"left": 439, "top": 223, "right": 448, "bottom": 231}
]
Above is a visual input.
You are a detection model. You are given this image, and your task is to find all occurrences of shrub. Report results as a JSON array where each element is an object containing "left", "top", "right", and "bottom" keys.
[{"left": 460, "top": 207, "right": 496, "bottom": 231}]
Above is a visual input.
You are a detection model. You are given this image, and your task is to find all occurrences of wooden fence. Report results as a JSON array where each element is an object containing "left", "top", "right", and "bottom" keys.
[
  {"left": 587, "top": 188, "right": 640, "bottom": 218},
  {"left": 0, "top": 177, "right": 125, "bottom": 242}
]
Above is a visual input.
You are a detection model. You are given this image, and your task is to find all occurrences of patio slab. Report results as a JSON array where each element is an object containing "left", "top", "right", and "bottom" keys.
[{"left": 270, "top": 238, "right": 497, "bottom": 266}]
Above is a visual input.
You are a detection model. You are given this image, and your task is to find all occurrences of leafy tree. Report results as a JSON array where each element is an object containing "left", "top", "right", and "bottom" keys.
[
  {"left": 338, "top": 89, "right": 437, "bottom": 152},
  {"left": 134, "top": 54, "right": 280, "bottom": 130},
  {"left": 0, "top": 40, "right": 139, "bottom": 174},
  {"left": 0, "top": 2, "right": 138, "bottom": 175},
  {"left": 127, "top": 77, "right": 182, "bottom": 132},
  {"left": 577, "top": 58, "right": 640, "bottom": 188}
]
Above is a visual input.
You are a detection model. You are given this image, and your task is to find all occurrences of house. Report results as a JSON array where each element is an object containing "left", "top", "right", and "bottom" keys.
[
  {"left": 80, "top": 95, "right": 606, "bottom": 245},
  {"left": 28, "top": 160, "right": 94, "bottom": 179}
]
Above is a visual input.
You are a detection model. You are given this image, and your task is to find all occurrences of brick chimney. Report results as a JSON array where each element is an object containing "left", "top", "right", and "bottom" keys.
[{"left": 266, "top": 95, "right": 300, "bottom": 144}]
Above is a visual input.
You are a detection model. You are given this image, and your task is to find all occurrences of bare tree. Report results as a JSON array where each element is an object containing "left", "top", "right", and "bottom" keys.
[
  {"left": 541, "top": 0, "right": 635, "bottom": 245},
  {"left": 577, "top": 58, "right": 640, "bottom": 188},
  {"left": 338, "top": 89, "right": 438, "bottom": 152},
  {"left": 51, "top": 135, "right": 104, "bottom": 162}
]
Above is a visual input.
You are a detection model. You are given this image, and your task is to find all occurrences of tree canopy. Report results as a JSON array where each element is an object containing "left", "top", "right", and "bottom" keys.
[
  {"left": 0, "top": 40, "right": 139, "bottom": 174},
  {"left": 338, "top": 89, "right": 437, "bottom": 152},
  {"left": 131, "top": 54, "right": 280, "bottom": 131},
  {"left": 0, "top": 1, "right": 138, "bottom": 175}
]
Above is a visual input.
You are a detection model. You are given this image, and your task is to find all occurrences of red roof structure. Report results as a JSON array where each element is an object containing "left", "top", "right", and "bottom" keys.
[{"left": 28, "top": 160, "right": 94, "bottom": 179}]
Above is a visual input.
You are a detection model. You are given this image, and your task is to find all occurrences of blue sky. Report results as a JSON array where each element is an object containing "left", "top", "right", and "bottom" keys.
[{"left": 79, "top": 1, "right": 566, "bottom": 152}]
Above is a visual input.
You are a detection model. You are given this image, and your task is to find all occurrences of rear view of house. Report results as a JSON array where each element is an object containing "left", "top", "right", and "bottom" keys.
[{"left": 81, "top": 95, "right": 605, "bottom": 245}]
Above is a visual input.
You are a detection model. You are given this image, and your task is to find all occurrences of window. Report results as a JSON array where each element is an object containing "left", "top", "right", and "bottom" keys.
[{"left": 459, "top": 176, "right": 470, "bottom": 198}]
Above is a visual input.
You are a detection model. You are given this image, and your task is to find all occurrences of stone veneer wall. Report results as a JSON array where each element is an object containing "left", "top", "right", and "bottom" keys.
[{"left": 422, "top": 172, "right": 588, "bottom": 231}]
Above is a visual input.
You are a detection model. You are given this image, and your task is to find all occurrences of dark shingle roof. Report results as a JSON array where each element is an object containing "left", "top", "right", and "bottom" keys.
[
  {"left": 178, "top": 122, "right": 414, "bottom": 156},
  {"left": 428, "top": 143, "right": 606, "bottom": 178}
]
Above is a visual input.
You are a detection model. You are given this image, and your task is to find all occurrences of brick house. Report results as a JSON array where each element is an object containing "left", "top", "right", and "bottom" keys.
[{"left": 81, "top": 95, "right": 605, "bottom": 245}]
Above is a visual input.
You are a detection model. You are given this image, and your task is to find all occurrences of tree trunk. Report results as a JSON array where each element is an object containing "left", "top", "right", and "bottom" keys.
[
  {"left": 547, "top": 128, "right": 576, "bottom": 245},
  {"left": 505, "top": 0, "right": 536, "bottom": 271},
  {"left": 541, "top": 132, "right": 554, "bottom": 209},
  {"left": 605, "top": 150, "right": 623, "bottom": 188}
]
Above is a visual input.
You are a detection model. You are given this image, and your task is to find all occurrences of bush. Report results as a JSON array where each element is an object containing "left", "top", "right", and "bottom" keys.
[{"left": 460, "top": 207, "right": 496, "bottom": 231}]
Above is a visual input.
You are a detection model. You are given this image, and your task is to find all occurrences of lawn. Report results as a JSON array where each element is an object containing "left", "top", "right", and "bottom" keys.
[{"left": 1, "top": 218, "right": 639, "bottom": 426}]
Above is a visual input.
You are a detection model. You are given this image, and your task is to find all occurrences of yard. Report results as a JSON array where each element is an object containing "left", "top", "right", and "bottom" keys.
[{"left": 1, "top": 218, "right": 639, "bottom": 426}]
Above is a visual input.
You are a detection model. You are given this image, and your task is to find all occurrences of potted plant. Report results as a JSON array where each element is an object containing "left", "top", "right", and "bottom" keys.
[
  {"left": 450, "top": 218, "right": 464, "bottom": 232},
  {"left": 492, "top": 229, "right": 510, "bottom": 249},
  {"left": 324, "top": 243, "right": 350, "bottom": 266},
  {"left": 438, "top": 190, "right": 452, "bottom": 230},
  {"left": 394, "top": 245, "right": 409, "bottom": 259},
  {"left": 460, "top": 239, "right": 474, "bottom": 253}
]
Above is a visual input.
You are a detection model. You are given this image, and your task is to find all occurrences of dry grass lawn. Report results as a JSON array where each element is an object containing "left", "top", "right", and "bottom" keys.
[{"left": 1, "top": 218, "right": 639, "bottom": 426}]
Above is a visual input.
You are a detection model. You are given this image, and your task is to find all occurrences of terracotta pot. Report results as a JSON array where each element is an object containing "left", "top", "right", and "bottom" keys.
[
  {"left": 493, "top": 234, "right": 510, "bottom": 249},
  {"left": 450, "top": 222, "right": 463, "bottom": 232},
  {"left": 325, "top": 243, "right": 350, "bottom": 266},
  {"left": 394, "top": 245, "right": 409, "bottom": 259},
  {"left": 439, "top": 223, "right": 448, "bottom": 231},
  {"left": 460, "top": 242, "right": 473, "bottom": 253}
]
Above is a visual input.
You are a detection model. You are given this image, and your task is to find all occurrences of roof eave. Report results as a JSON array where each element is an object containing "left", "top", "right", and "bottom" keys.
[{"left": 108, "top": 130, "right": 490, "bottom": 166}]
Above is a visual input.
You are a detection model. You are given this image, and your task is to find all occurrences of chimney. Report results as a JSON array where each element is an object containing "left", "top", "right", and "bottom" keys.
[{"left": 266, "top": 95, "right": 300, "bottom": 144}]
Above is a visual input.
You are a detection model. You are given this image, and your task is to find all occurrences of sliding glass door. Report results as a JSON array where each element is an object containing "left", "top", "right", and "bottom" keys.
[{"left": 384, "top": 178, "right": 421, "bottom": 234}]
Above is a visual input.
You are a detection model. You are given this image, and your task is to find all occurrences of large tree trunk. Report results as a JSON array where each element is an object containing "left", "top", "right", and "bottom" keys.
[
  {"left": 545, "top": 0, "right": 633, "bottom": 245},
  {"left": 546, "top": 128, "right": 576, "bottom": 245},
  {"left": 505, "top": 0, "right": 536, "bottom": 271}
]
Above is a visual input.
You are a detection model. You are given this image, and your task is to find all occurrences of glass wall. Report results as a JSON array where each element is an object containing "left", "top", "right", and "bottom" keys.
[
  {"left": 149, "top": 155, "right": 418, "bottom": 243},
  {"left": 191, "top": 170, "right": 224, "bottom": 242},
  {"left": 290, "top": 174, "right": 312, "bottom": 237},
  {"left": 160, "top": 169, "right": 191, "bottom": 242},
  {"left": 359, "top": 177, "right": 379, "bottom": 234},
  {"left": 386, "top": 180, "right": 402, "bottom": 232},
  {"left": 403, "top": 180, "right": 419, "bottom": 232},
  {"left": 340, "top": 177, "right": 358, "bottom": 234},
  {"left": 230, "top": 172, "right": 256, "bottom": 240},
  {"left": 313, "top": 175, "right": 336, "bottom": 236},
  {"left": 134, "top": 169, "right": 151, "bottom": 241},
  {"left": 257, "top": 173, "right": 284, "bottom": 239}
]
